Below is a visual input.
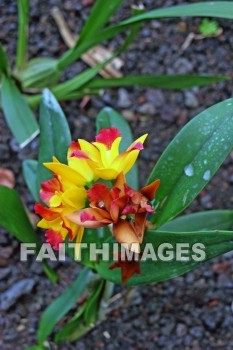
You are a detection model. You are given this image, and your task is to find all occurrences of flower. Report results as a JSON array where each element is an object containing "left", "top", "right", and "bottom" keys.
[
  {"left": 35, "top": 127, "right": 159, "bottom": 283},
  {"left": 68, "top": 173, "right": 160, "bottom": 254},
  {"left": 44, "top": 128, "right": 147, "bottom": 183},
  {"left": 35, "top": 175, "right": 86, "bottom": 257}
]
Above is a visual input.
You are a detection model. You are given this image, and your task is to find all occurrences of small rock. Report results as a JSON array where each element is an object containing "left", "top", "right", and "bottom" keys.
[
  {"left": 200, "top": 194, "right": 213, "bottom": 209},
  {"left": 0, "top": 267, "right": 11, "bottom": 280},
  {"left": 16, "top": 324, "right": 26, "bottom": 332},
  {"left": 176, "top": 323, "right": 188, "bottom": 337},
  {"left": 117, "top": 88, "right": 132, "bottom": 108},
  {"left": 174, "top": 58, "right": 194, "bottom": 74},
  {"left": 9, "top": 138, "right": 20, "bottom": 152},
  {"left": 0, "top": 246, "right": 13, "bottom": 259},
  {"left": 121, "top": 110, "right": 135, "bottom": 121},
  {"left": 138, "top": 103, "right": 156, "bottom": 116},
  {"left": 0, "top": 278, "right": 36, "bottom": 311},
  {"left": 184, "top": 91, "right": 199, "bottom": 109},
  {"left": 190, "top": 326, "right": 204, "bottom": 338},
  {"left": 145, "top": 89, "right": 165, "bottom": 108}
]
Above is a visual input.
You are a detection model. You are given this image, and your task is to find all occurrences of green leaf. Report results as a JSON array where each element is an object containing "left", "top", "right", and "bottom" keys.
[
  {"left": 119, "top": 5, "right": 145, "bottom": 54},
  {"left": 83, "top": 280, "right": 104, "bottom": 325},
  {"left": 199, "top": 18, "right": 219, "bottom": 36},
  {"left": 21, "top": 58, "right": 60, "bottom": 89},
  {"left": 17, "top": 0, "right": 29, "bottom": 71},
  {"left": 160, "top": 210, "right": 233, "bottom": 232},
  {"left": 22, "top": 160, "right": 39, "bottom": 202},
  {"left": 96, "top": 229, "right": 233, "bottom": 285},
  {"left": 0, "top": 43, "right": 9, "bottom": 75},
  {"left": 96, "top": 107, "right": 139, "bottom": 189},
  {"left": 77, "top": 0, "right": 124, "bottom": 44},
  {"left": 86, "top": 74, "right": 229, "bottom": 90},
  {"left": 147, "top": 98, "right": 233, "bottom": 227},
  {"left": 58, "top": 2, "right": 233, "bottom": 65},
  {"left": 42, "top": 261, "right": 59, "bottom": 284},
  {"left": 55, "top": 57, "right": 115, "bottom": 99},
  {"left": 36, "top": 89, "right": 71, "bottom": 193},
  {"left": 1, "top": 76, "right": 39, "bottom": 148},
  {"left": 0, "top": 185, "right": 39, "bottom": 245},
  {"left": 38, "top": 268, "right": 93, "bottom": 343},
  {"left": 55, "top": 306, "right": 86, "bottom": 342}
]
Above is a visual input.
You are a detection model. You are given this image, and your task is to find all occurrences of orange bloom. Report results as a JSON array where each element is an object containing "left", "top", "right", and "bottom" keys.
[{"left": 68, "top": 173, "right": 160, "bottom": 254}]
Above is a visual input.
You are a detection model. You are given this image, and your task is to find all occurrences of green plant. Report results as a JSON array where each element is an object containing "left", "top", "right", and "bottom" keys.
[
  {"left": 0, "top": 1, "right": 233, "bottom": 147},
  {"left": 199, "top": 18, "right": 220, "bottom": 36},
  {"left": 1, "top": 90, "right": 232, "bottom": 345}
]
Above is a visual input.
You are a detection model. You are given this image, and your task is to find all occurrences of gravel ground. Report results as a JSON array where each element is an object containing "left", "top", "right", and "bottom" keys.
[{"left": 0, "top": 0, "right": 233, "bottom": 349}]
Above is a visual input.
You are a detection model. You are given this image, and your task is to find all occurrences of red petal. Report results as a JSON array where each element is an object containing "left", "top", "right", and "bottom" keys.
[
  {"left": 135, "top": 213, "right": 147, "bottom": 243},
  {"left": 141, "top": 179, "right": 160, "bottom": 201},
  {"left": 109, "top": 252, "right": 141, "bottom": 284},
  {"left": 69, "top": 141, "right": 81, "bottom": 152},
  {"left": 70, "top": 150, "right": 90, "bottom": 159},
  {"left": 34, "top": 203, "right": 60, "bottom": 221},
  {"left": 40, "top": 176, "right": 61, "bottom": 204},
  {"left": 87, "top": 183, "right": 109, "bottom": 202},
  {"left": 45, "top": 229, "right": 63, "bottom": 250},
  {"left": 128, "top": 142, "right": 144, "bottom": 151},
  {"left": 95, "top": 128, "right": 121, "bottom": 150}
]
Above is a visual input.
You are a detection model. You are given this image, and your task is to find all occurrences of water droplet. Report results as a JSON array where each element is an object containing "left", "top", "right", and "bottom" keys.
[
  {"left": 204, "top": 160, "right": 207, "bottom": 165},
  {"left": 184, "top": 164, "right": 194, "bottom": 177},
  {"left": 203, "top": 170, "right": 211, "bottom": 181}
]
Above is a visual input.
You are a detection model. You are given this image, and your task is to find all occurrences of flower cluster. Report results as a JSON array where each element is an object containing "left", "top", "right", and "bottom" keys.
[{"left": 35, "top": 128, "right": 160, "bottom": 283}]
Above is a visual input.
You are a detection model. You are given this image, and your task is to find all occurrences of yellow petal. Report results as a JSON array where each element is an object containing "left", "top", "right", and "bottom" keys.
[
  {"left": 49, "top": 194, "right": 62, "bottom": 207},
  {"left": 127, "top": 134, "right": 148, "bottom": 151},
  {"left": 94, "top": 167, "right": 119, "bottom": 180},
  {"left": 78, "top": 139, "right": 101, "bottom": 162},
  {"left": 44, "top": 162, "right": 86, "bottom": 186},
  {"left": 68, "top": 157, "right": 95, "bottom": 182},
  {"left": 111, "top": 149, "right": 139, "bottom": 175},
  {"left": 62, "top": 187, "right": 86, "bottom": 210},
  {"left": 93, "top": 137, "right": 121, "bottom": 167}
]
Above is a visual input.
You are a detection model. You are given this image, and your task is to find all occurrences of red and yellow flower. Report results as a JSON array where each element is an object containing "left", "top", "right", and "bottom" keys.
[
  {"left": 35, "top": 175, "right": 86, "bottom": 256},
  {"left": 35, "top": 127, "right": 159, "bottom": 283},
  {"left": 44, "top": 128, "right": 147, "bottom": 183}
]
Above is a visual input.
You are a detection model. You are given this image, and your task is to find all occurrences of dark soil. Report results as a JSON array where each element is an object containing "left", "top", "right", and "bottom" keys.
[{"left": 0, "top": 0, "right": 233, "bottom": 349}]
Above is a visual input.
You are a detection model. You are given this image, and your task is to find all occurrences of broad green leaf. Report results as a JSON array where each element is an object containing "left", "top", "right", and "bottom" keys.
[
  {"left": 17, "top": 0, "right": 29, "bottom": 71},
  {"left": 36, "top": 89, "right": 71, "bottom": 193},
  {"left": 38, "top": 268, "right": 93, "bottom": 343},
  {"left": 147, "top": 98, "right": 233, "bottom": 227},
  {"left": 96, "top": 107, "right": 139, "bottom": 189},
  {"left": 160, "top": 210, "right": 233, "bottom": 232},
  {"left": 0, "top": 43, "right": 9, "bottom": 75},
  {"left": 58, "top": 2, "right": 233, "bottom": 66},
  {"left": 22, "top": 160, "right": 39, "bottom": 202},
  {"left": 86, "top": 74, "right": 229, "bottom": 90},
  {"left": 21, "top": 58, "right": 60, "bottom": 89},
  {"left": 0, "top": 185, "right": 39, "bottom": 245},
  {"left": 1, "top": 76, "right": 39, "bottom": 148},
  {"left": 95, "top": 229, "right": 233, "bottom": 285}
]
